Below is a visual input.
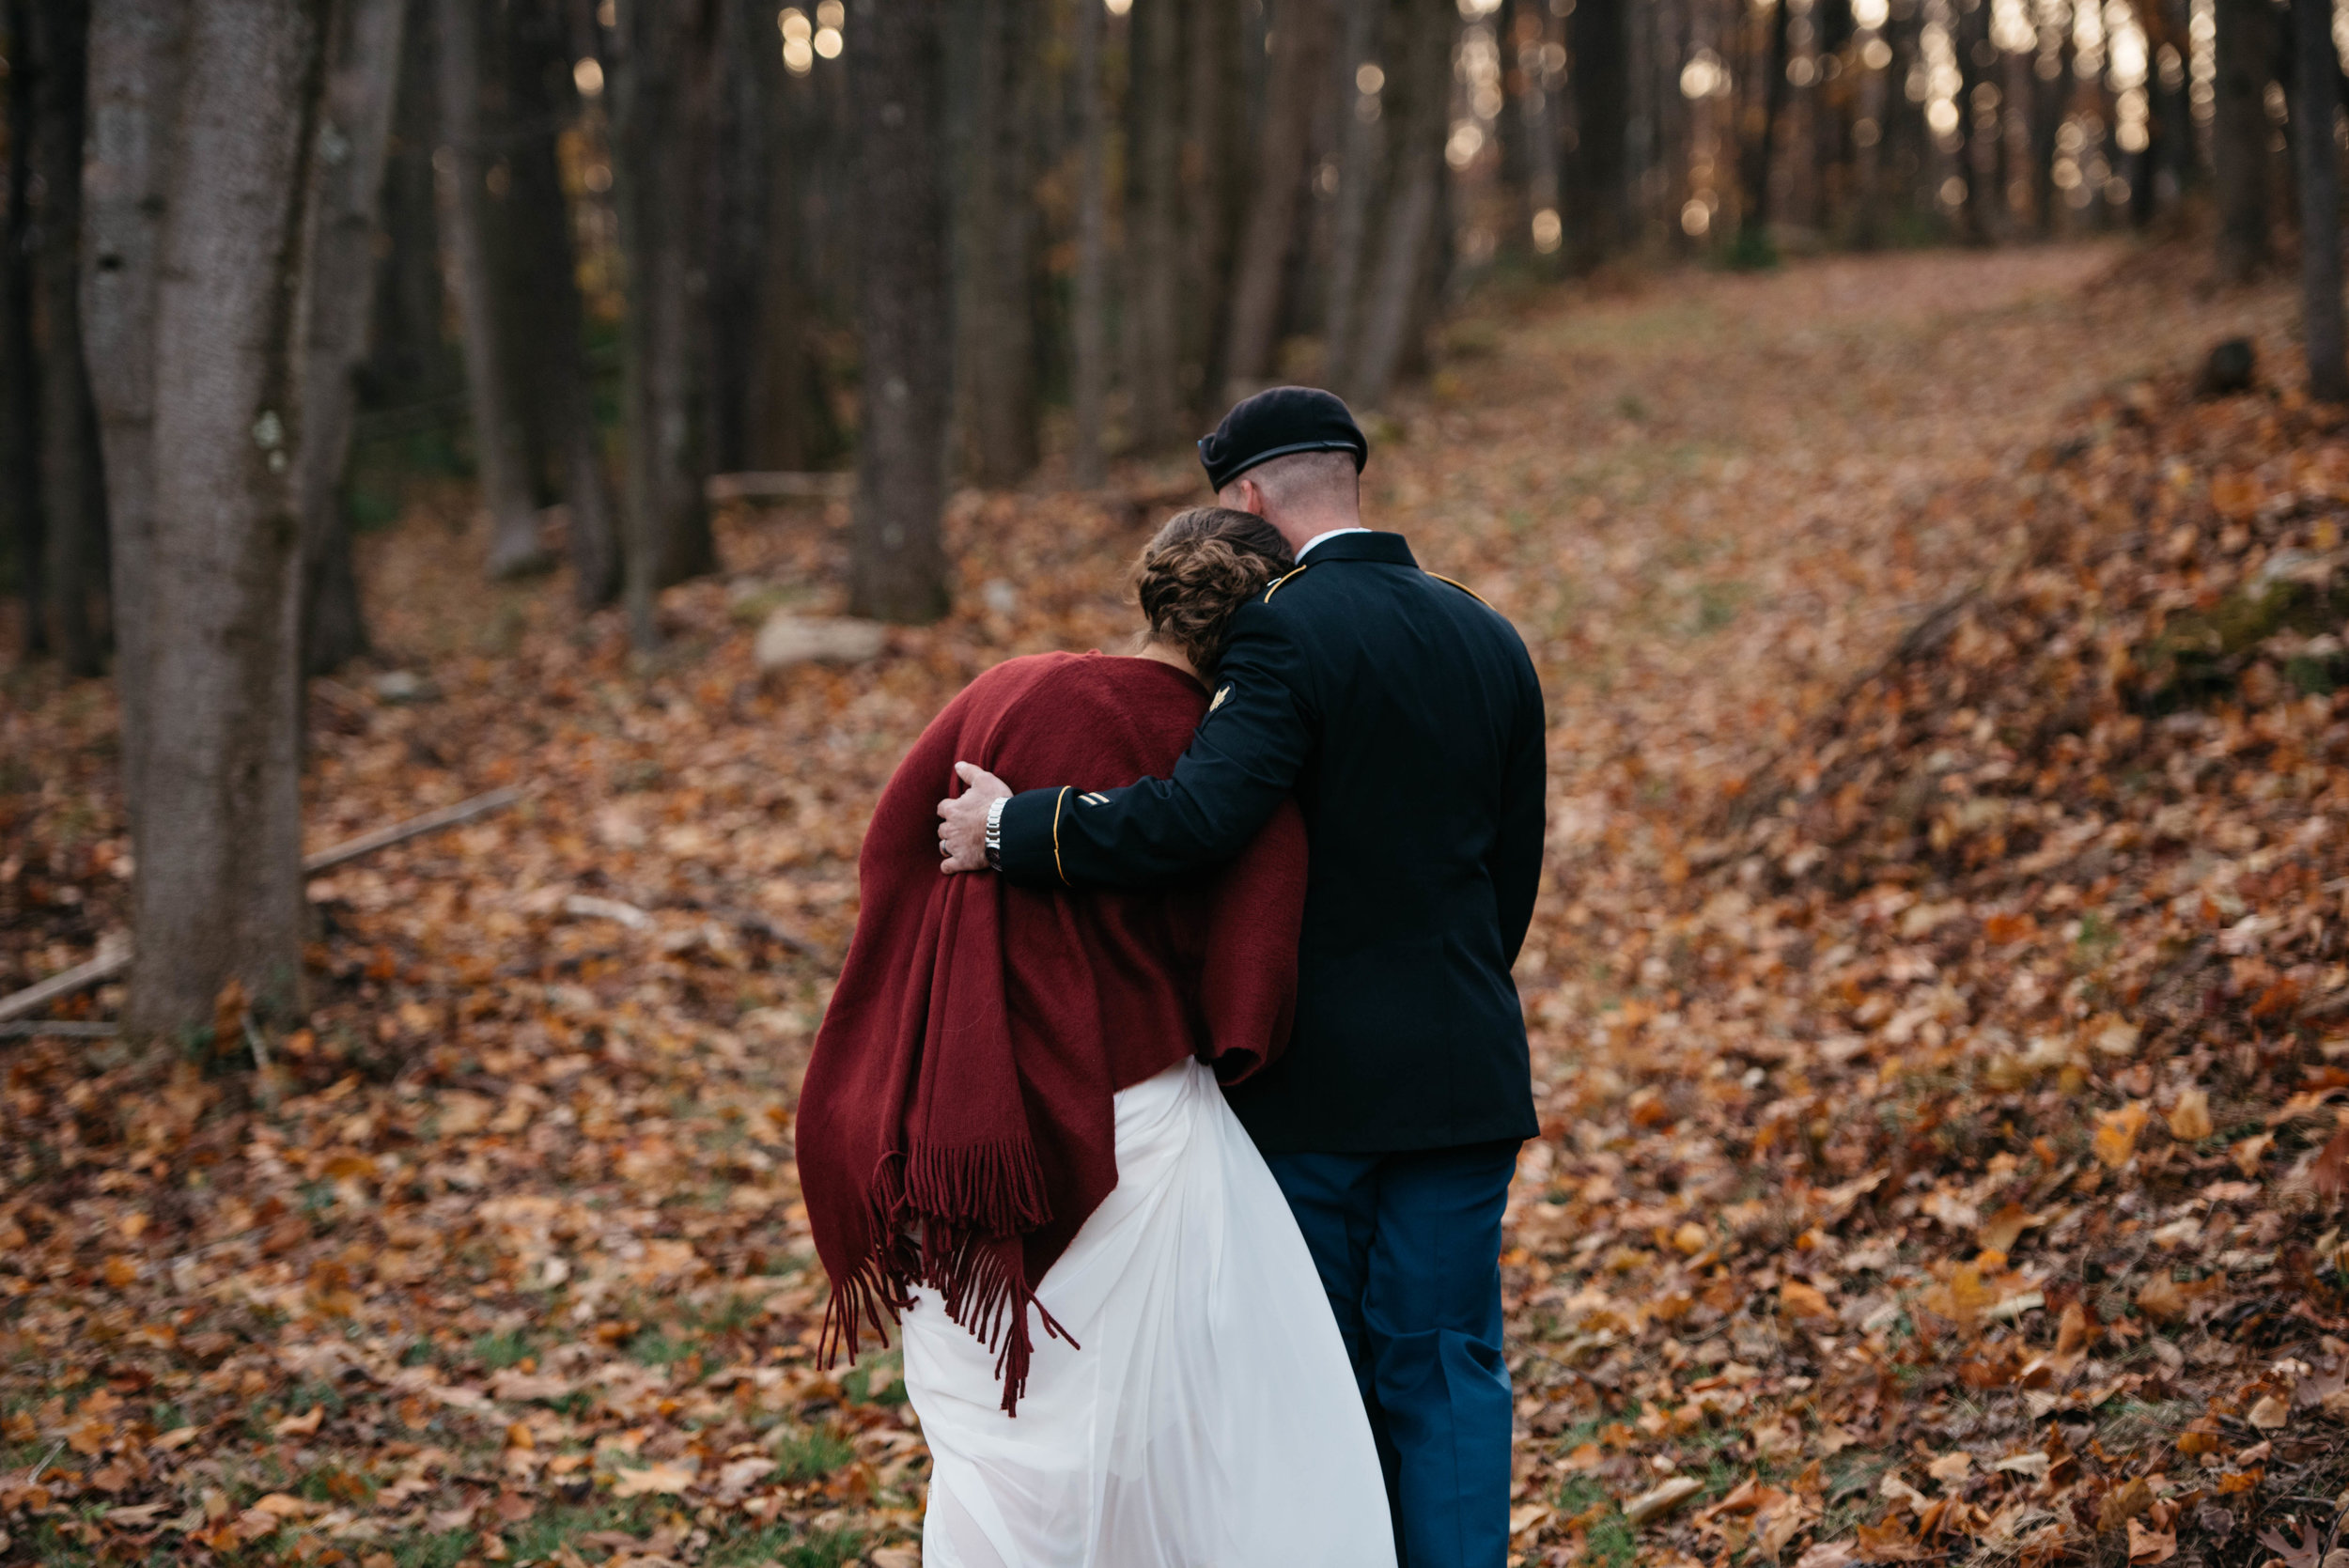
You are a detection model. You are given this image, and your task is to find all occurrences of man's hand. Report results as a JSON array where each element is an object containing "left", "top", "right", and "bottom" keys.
[{"left": 937, "top": 761, "right": 1012, "bottom": 873}]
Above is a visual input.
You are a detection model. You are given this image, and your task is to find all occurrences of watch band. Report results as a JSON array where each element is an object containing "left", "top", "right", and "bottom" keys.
[{"left": 984, "top": 795, "right": 1007, "bottom": 872}]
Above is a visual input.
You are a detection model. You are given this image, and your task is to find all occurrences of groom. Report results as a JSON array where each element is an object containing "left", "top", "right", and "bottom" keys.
[{"left": 938, "top": 386, "right": 1545, "bottom": 1568}]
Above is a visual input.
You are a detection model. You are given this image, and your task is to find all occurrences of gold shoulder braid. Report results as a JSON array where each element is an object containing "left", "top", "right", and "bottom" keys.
[
  {"left": 1262, "top": 564, "right": 1312, "bottom": 601},
  {"left": 1425, "top": 571, "right": 1492, "bottom": 608}
]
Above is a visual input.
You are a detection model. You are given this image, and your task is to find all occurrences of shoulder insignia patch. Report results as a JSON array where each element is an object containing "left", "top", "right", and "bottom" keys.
[
  {"left": 1425, "top": 570, "right": 1492, "bottom": 608},
  {"left": 1262, "top": 564, "right": 1312, "bottom": 601},
  {"left": 1079, "top": 791, "right": 1111, "bottom": 806},
  {"left": 1209, "top": 684, "right": 1232, "bottom": 712}
]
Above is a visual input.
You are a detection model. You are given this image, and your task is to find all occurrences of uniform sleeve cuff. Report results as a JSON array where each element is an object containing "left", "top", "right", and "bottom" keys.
[{"left": 996, "top": 787, "right": 1068, "bottom": 886}]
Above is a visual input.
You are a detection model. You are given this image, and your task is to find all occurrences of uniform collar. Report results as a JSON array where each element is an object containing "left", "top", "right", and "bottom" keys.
[{"left": 1294, "top": 530, "right": 1416, "bottom": 567}]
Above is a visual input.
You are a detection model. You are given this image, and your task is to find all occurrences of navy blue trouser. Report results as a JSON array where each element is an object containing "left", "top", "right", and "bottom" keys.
[{"left": 1262, "top": 1140, "right": 1521, "bottom": 1568}]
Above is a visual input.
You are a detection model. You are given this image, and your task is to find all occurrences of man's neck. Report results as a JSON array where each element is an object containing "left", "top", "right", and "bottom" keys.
[{"left": 1297, "top": 524, "right": 1370, "bottom": 560}]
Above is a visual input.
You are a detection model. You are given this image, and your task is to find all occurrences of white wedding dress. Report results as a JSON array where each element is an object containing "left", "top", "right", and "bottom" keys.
[{"left": 899, "top": 1056, "right": 1399, "bottom": 1568}]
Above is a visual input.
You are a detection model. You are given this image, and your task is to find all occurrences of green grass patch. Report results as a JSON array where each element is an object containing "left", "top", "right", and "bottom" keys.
[
  {"left": 472, "top": 1327, "right": 536, "bottom": 1371},
  {"left": 771, "top": 1423, "right": 857, "bottom": 1483}
]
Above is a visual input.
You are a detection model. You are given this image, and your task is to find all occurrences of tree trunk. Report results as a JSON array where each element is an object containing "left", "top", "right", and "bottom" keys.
[
  {"left": 850, "top": 0, "right": 951, "bottom": 620},
  {"left": 2030, "top": 2, "right": 2074, "bottom": 236},
  {"left": 2, "top": 0, "right": 42, "bottom": 658},
  {"left": 296, "top": 0, "right": 407, "bottom": 677},
  {"left": 2214, "top": 0, "right": 2274, "bottom": 280},
  {"left": 26, "top": 0, "right": 109, "bottom": 676},
  {"left": 362, "top": 10, "right": 446, "bottom": 408},
  {"left": 1350, "top": 0, "right": 1452, "bottom": 407},
  {"left": 957, "top": 0, "right": 1040, "bottom": 482},
  {"left": 1179, "top": 0, "right": 1243, "bottom": 420},
  {"left": 2292, "top": 0, "right": 2346, "bottom": 397},
  {"left": 1321, "top": 0, "right": 1385, "bottom": 393},
  {"left": 1221, "top": 0, "right": 1340, "bottom": 396},
  {"left": 1124, "top": 0, "right": 1183, "bottom": 451},
  {"left": 1735, "top": 0, "right": 1793, "bottom": 258},
  {"left": 82, "top": 0, "right": 185, "bottom": 834},
  {"left": 507, "top": 0, "right": 618, "bottom": 608},
  {"left": 612, "top": 0, "right": 719, "bottom": 648},
  {"left": 749, "top": 46, "right": 842, "bottom": 473},
  {"left": 708, "top": 0, "right": 767, "bottom": 476},
  {"left": 1566, "top": 0, "right": 1630, "bottom": 270},
  {"left": 126, "top": 0, "right": 321, "bottom": 1038},
  {"left": 1071, "top": 0, "right": 1109, "bottom": 485},
  {"left": 434, "top": 0, "right": 546, "bottom": 579}
]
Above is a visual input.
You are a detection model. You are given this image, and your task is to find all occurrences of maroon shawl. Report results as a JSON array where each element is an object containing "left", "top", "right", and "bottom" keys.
[{"left": 796, "top": 652, "right": 1307, "bottom": 1413}]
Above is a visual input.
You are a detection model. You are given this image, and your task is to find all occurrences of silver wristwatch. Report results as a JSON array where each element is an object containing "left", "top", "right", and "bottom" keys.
[{"left": 984, "top": 796, "right": 1006, "bottom": 871}]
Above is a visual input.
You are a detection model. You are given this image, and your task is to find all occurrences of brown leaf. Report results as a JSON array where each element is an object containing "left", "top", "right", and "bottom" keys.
[
  {"left": 2312, "top": 1126, "right": 2349, "bottom": 1202},
  {"left": 609, "top": 1460, "right": 698, "bottom": 1498},
  {"left": 1623, "top": 1476, "right": 1704, "bottom": 1526},
  {"left": 2165, "top": 1089, "right": 2213, "bottom": 1141},
  {"left": 2127, "top": 1517, "right": 2177, "bottom": 1564},
  {"left": 2098, "top": 1478, "right": 2155, "bottom": 1533},
  {"left": 1781, "top": 1280, "right": 1836, "bottom": 1322}
]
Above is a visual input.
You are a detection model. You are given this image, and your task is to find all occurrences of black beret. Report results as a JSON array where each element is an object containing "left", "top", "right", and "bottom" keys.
[{"left": 1196, "top": 386, "right": 1368, "bottom": 491}]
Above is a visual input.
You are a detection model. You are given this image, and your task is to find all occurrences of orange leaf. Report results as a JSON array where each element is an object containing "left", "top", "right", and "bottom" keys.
[
  {"left": 1781, "top": 1280, "right": 1837, "bottom": 1322},
  {"left": 2165, "top": 1090, "right": 2213, "bottom": 1142},
  {"left": 2094, "top": 1103, "right": 2150, "bottom": 1169}
]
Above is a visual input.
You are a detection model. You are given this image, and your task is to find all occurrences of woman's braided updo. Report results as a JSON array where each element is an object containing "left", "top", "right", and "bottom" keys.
[{"left": 1130, "top": 507, "right": 1295, "bottom": 673}]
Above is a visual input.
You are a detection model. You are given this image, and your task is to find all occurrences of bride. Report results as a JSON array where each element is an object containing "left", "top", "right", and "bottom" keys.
[{"left": 795, "top": 507, "right": 1396, "bottom": 1568}]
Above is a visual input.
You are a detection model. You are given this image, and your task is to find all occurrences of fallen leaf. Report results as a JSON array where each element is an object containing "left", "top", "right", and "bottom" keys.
[
  {"left": 2098, "top": 1477, "right": 2155, "bottom": 1532},
  {"left": 272, "top": 1406, "right": 323, "bottom": 1437},
  {"left": 610, "top": 1460, "right": 699, "bottom": 1498},
  {"left": 2246, "top": 1393, "right": 2289, "bottom": 1429},
  {"left": 2094, "top": 1102, "right": 2151, "bottom": 1168},
  {"left": 1781, "top": 1280, "right": 1836, "bottom": 1322},
  {"left": 2166, "top": 1089, "right": 2214, "bottom": 1141},
  {"left": 1624, "top": 1476, "right": 1704, "bottom": 1526},
  {"left": 1925, "top": 1452, "right": 1972, "bottom": 1483},
  {"left": 2128, "top": 1517, "right": 2178, "bottom": 1564}
]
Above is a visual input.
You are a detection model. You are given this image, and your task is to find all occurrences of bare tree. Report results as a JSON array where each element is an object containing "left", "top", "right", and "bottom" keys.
[
  {"left": 2212, "top": 0, "right": 2273, "bottom": 281},
  {"left": 114, "top": 0, "right": 323, "bottom": 1036},
  {"left": 611, "top": 0, "right": 720, "bottom": 647},
  {"left": 2291, "top": 0, "right": 2346, "bottom": 398},
  {"left": 297, "top": 0, "right": 409, "bottom": 675},
  {"left": 1222, "top": 0, "right": 1340, "bottom": 396},
  {"left": 1071, "top": 0, "right": 1110, "bottom": 485},
  {"left": 435, "top": 0, "right": 547, "bottom": 579},
  {"left": 2, "top": 1, "right": 39, "bottom": 657},
  {"left": 25, "top": 0, "right": 110, "bottom": 675},
  {"left": 850, "top": 0, "right": 951, "bottom": 620},
  {"left": 1351, "top": 0, "right": 1453, "bottom": 407},
  {"left": 1321, "top": 0, "right": 1385, "bottom": 395},
  {"left": 957, "top": 0, "right": 1040, "bottom": 482},
  {"left": 1566, "top": 0, "right": 1631, "bottom": 270},
  {"left": 1124, "top": 0, "right": 1183, "bottom": 451},
  {"left": 506, "top": 0, "right": 619, "bottom": 608},
  {"left": 1178, "top": 0, "right": 1245, "bottom": 420},
  {"left": 1734, "top": 0, "right": 1793, "bottom": 260},
  {"left": 82, "top": 0, "right": 183, "bottom": 834},
  {"left": 363, "top": 12, "right": 449, "bottom": 410}
]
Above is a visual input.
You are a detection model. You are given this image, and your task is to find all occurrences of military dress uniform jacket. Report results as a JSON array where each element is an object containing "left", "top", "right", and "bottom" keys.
[{"left": 993, "top": 530, "right": 1547, "bottom": 1154}]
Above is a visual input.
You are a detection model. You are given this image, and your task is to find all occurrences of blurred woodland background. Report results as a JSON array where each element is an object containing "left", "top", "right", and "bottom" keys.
[{"left": 10, "top": 1, "right": 2349, "bottom": 1566}]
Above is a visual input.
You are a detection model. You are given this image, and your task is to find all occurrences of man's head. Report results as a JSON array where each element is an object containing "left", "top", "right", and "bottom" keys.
[
  {"left": 1196, "top": 387, "right": 1367, "bottom": 552},
  {"left": 1216, "top": 451, "right": 1360, "bottom": 551}
]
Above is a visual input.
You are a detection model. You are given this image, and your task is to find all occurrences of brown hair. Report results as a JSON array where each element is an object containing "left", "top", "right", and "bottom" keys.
[{"left": 1130, "top": 507, "right": 1294, "bottom": 672}]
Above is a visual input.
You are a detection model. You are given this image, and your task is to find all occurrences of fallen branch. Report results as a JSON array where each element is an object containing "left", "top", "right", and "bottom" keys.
[
  {"left": 705, "top": 471, "right": 855, "bottom": 503},
  {"left": 0, "top": 786, "right": 525, "bottom": 1026},
  {"left": 301, "top": 784, "right": 524, "bottom": 875},
  {"left": 0, "top": 1020, "right": 120, "bottom": 1039}
]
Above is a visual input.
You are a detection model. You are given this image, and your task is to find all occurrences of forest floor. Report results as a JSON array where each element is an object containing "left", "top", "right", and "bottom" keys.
[{"left": 7, "top": 241, "right": 2349, "bottom": 1568}]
